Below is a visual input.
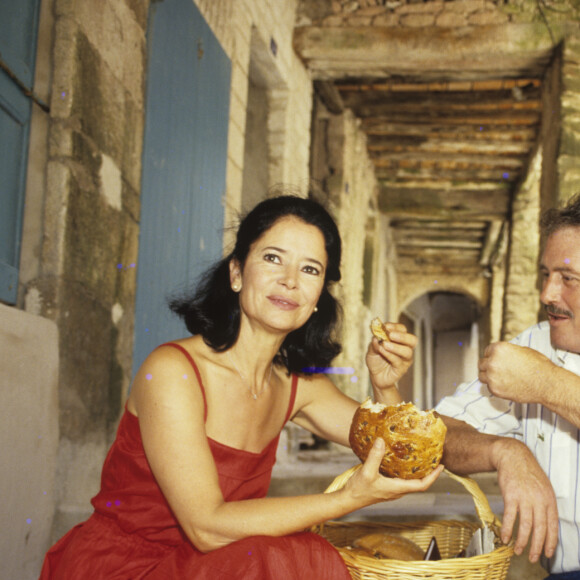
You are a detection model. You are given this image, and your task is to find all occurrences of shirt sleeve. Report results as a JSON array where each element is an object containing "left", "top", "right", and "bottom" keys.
[{"left": 435, "top": 377, "right": 523, "bottom": 438}]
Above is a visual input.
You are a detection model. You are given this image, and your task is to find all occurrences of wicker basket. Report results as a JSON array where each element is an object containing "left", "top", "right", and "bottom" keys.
[{"left": 314, "top": 466, "right": 514, "bottom": 580}]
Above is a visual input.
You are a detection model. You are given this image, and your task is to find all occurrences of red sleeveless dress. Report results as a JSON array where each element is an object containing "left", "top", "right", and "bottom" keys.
[{"left": 39, "top": 344, "right": 350, "bottom": 579}]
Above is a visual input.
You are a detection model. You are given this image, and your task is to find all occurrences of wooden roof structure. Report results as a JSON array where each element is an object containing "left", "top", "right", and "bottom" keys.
[{"left": 294, "top": 22, "right": 557, "bottom": 275}]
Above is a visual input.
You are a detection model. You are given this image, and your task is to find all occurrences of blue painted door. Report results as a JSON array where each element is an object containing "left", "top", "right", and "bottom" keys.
[
  {"left": 0, "top": 0, "right": 41, "bottom": 303},
  {"left": 133, "top": 0, "right": 231, "bottom": 374}
]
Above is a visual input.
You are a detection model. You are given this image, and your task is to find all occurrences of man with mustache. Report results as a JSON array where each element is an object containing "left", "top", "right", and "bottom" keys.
[{"left": 436, "top": 193, "right": 580, "bottom": 580}]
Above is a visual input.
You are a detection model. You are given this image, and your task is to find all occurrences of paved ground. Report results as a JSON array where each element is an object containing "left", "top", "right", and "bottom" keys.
[{"left": 269, "top": 450, "right": 547, "bottom": 579}]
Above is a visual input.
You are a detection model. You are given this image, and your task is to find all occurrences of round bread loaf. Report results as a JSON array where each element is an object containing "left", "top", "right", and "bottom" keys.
[
  {"left": 353, "top": 532, "right": 425, "bottom": 561},
  {"left": 349, "top": 398, "right": 446, "bottom": 479}
]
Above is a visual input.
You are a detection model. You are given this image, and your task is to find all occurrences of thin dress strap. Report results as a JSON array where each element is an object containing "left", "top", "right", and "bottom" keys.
[
  {"left": 159, "top": 342, "right": 208, "bottom": 422},
  {"left": 159, "top": 343, "right": 298, "bottom": 427}
]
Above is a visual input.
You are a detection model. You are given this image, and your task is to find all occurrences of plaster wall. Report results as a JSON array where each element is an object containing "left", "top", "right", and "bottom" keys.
[{"left": 0, "top": 304, "right": 59, "bottom": 580}]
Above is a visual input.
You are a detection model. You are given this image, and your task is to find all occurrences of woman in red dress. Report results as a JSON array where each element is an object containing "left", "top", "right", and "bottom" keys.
[{"left": 40, "top": 195, "right": 442, "bottom": 579}]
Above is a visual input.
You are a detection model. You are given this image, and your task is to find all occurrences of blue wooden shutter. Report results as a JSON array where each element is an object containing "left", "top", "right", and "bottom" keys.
[
  {"left": 0, "top": 0, "right": 41, "bottom": 303},
  {"left": 133, "top": 0, "right": 231, "bottom": 374}
]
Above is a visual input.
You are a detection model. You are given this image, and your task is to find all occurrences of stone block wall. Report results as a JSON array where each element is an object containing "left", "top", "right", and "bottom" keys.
[
  {"left": 559, "top": 36, "right": 580, "bottom": 203},
  {"left": 20, "top": 0, "right": 150, "bottom": 546},
  {"left": 502, "top": 148, "right": 542, "bottom": 340},
  {"left": 298, "top": 0, "right": 577, "bottom": 28},
  {"left": 310, "top": 103, "right": 389, "bottom": 401},
  {"left": 196, "top": 0, "right": 313, "bottom": 245}
]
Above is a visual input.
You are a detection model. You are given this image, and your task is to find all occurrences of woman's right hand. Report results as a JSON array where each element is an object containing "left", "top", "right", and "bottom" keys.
[{"left": 342, "top": 437, "right": 444, "bottom": 506}]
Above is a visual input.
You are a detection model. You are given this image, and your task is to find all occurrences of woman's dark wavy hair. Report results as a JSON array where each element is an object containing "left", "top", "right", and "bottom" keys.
[{"left": 168, "top": 195, "right": 343, "bottom": 374}]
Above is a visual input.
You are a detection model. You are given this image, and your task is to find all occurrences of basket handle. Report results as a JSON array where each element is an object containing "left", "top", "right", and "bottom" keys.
[
  {"left": 323, "top": 465, "right": 503, "bottom": 533},
  {"left": 443, "top": 468, "right": 503, "bottom": 532}
]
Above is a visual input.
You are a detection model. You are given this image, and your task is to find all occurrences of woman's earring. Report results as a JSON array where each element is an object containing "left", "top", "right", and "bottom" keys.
[
  {"left": 314, "top": 306, "right": 318, "bottom": 313},
  {"left": 232, "top": 283, "right": 241, "bottom": 292}
]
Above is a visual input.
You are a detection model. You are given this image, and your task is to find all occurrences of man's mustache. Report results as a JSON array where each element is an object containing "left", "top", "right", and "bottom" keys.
[{"left": 544, "top": 304, "right": 574, "bottom": 318}]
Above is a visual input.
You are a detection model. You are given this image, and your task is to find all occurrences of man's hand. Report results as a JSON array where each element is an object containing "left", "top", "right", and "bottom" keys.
[
  {"left": 479, "top": 341, "right": 580, "bottom": 427},
  {"left": 491, "top": 438, "right": 559, "bottom": 562},
  {"left": 442, "top": 416, "right": 559, "bottom": 563},
  {"left": 478, "top": 342, "right": 552, "bottom": 404}
]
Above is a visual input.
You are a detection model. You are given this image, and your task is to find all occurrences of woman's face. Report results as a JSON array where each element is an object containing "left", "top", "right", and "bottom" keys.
[{"left": 230, "top": 216, "right": 328, "bottom": 334}]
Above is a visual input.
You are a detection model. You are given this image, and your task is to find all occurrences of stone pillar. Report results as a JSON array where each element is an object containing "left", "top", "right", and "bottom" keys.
[
  {"left": 34, "top": 0, "right": 148, "bottom": 541},
  {"left": 502, "top": 149, "right": 542, "bottom": 340},
  {"left": 558, "top": 35, "right": 580, "bottom": 204}
]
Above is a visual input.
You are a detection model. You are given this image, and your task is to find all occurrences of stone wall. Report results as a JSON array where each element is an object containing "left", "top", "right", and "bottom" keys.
[
  {"left": 502, "top": 148, "right": 542, "bottom": 340},
  {"left": 310, "top": 101, "right": 391, "bottom": 401},
  {"left": 18, "top": 0, "right": 149, "bottom": 545},
  {"left": 298, "top": 0, "right": 577, "bottom": 28},
  {"left": 559, "top": 36, "right": 580, "bottom": 204},
  {"left": 196, "top": 0, "right": 313, "bottom": 248}
]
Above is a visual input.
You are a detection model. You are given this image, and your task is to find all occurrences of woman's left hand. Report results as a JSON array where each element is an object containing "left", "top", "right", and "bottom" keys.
[{"left": 365, "top": 322, "right": 417, "bottom": 393}]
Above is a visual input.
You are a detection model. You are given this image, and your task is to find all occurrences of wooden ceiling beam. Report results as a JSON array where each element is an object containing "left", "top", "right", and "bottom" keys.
[
  {"left": 390, "top": 219, "right": 488, "bottom": 229},
  {"left": 396, "top": 256, "right": 484, "bottom": 274},
  {"left": 394, "top": 229, "right": 486, "bottom": 241},
  {"left": 372, "top": 153, "right": 523, "bottom": 169},
  {"left": 378, "top": 188, "right": 511, "bottom": 219},
  {"left": 293, "top": 23, "right": 558, "bottom": 81},
  {"left": 375, "top": 166, "right": 521, "bottom": 182},
  {"left": 362, "top": 122, "right": 537, "bottom": 141},
  {"left": 339, "top": 94, "right": 542, "bottom": 112},
  {"left": 352, "top": 109, "right": 541, "bottom": 124},
  {"left": 336, "top": 79, "right": 541, "bottom": 93},
  {"left": 367, "top": 139, "right": 533, "bottom": 156},
  {"left": 379, "top": 180, "right": 511, "bottom": 192},
  {"left": 397, "top": 239, "right": 483, "bottom": 249}
]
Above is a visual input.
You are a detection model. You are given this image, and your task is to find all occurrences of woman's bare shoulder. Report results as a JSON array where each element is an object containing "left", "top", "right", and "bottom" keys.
[{"left": 128, "top": 336, "right": 209, "bottom": 415}]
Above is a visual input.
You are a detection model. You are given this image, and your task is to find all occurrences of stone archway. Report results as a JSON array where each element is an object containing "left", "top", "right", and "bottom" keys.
[{"left": 403, "top": 290, "right": 482, "bottom": 409}]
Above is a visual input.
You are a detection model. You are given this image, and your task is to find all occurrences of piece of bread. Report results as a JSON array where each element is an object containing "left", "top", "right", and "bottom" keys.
[
  {"left": 353, "top": 532, "right": 425, "bottom": 561},
  {"left": 370, "top": 317, "right": 390, "bottom": 342},
  {"left": 349, "top": 398, "right": 447, "bottom": 479}
]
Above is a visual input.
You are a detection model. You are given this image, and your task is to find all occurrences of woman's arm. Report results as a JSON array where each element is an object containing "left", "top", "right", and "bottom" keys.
[
  {"left": 131, "top": 347, "right": 441, "bottom": 553},
  {"left": 292, "top": 322, "right": 418, "bottom": 446}
]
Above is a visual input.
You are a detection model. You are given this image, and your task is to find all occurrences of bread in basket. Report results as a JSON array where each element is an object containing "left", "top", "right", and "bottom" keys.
[{"left": 313, "top": 466, "right": 514, "bottom": 580}]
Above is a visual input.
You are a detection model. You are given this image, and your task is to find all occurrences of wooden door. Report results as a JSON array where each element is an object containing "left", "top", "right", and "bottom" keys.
[{"left": 133, "top": 0, "right": 231, "bottom": 374}]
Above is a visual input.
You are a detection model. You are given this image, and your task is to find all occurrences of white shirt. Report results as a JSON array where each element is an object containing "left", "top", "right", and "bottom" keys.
[{"left": 436, "top": 321, "right": 580, "bottom": 574}]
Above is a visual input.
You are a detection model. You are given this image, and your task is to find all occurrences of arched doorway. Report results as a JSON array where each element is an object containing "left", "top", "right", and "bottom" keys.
[{"left": 402, "top": 291, "right": 482, "bottom": 409}]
